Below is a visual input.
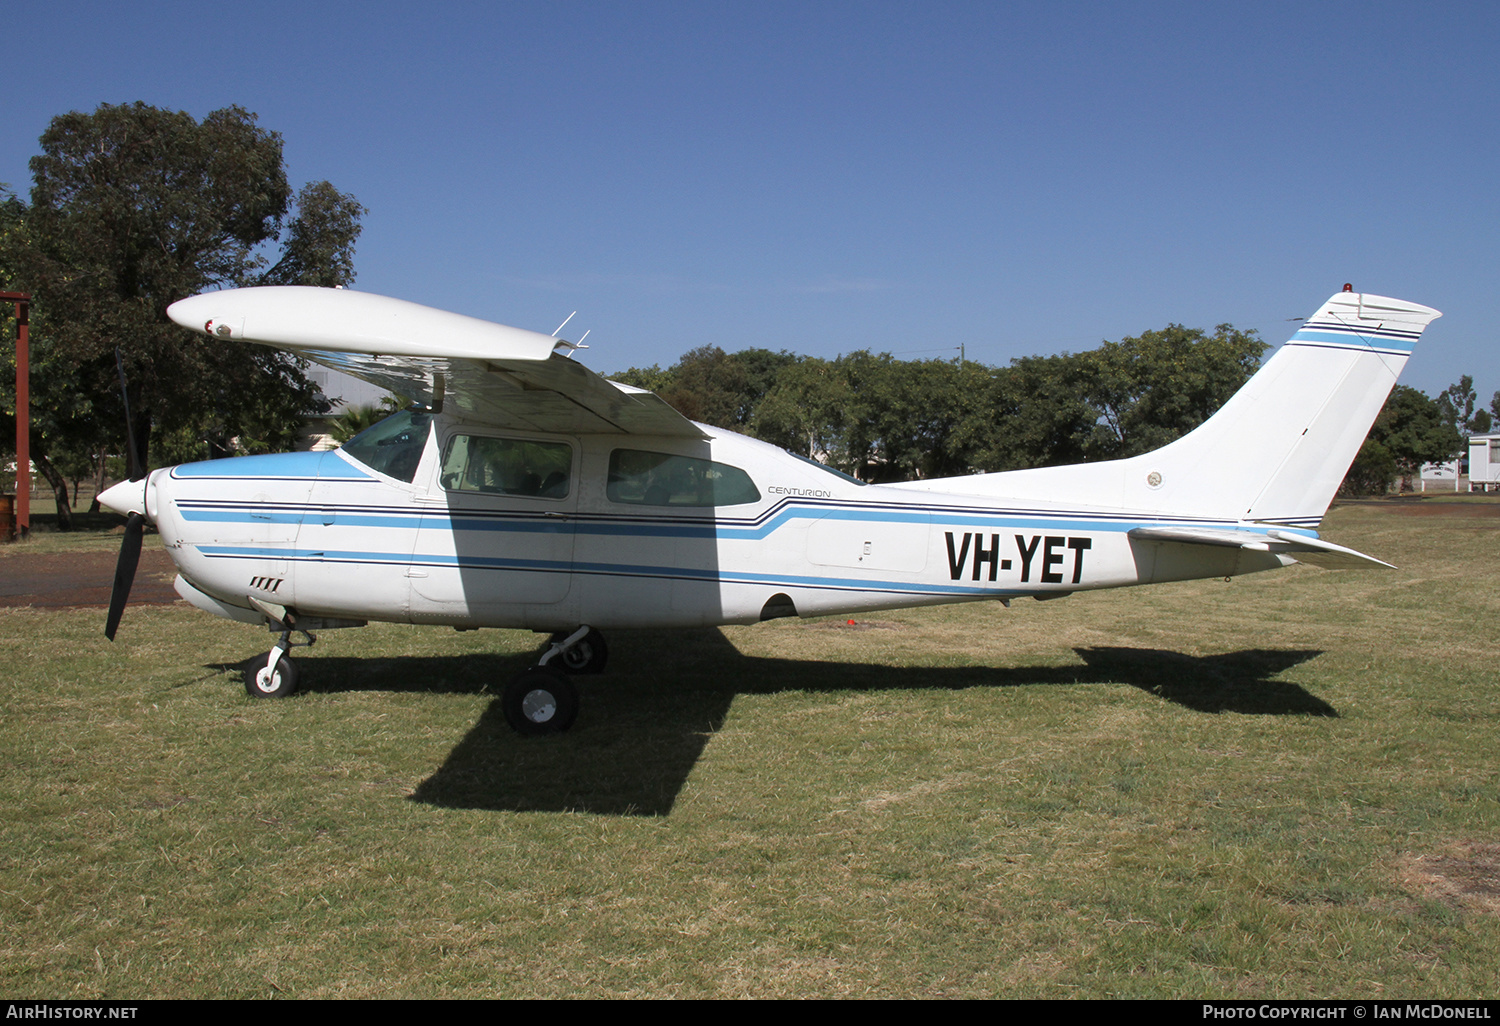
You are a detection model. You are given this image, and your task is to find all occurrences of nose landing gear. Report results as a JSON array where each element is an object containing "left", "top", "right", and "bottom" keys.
[{"left": 244, "top": 626, "right": 317, "bottom": 699}]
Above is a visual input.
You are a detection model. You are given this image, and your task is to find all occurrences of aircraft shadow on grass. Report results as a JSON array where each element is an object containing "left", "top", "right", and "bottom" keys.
[{"left": 228, "top": 628, "right": 1329, "bottom": 817}]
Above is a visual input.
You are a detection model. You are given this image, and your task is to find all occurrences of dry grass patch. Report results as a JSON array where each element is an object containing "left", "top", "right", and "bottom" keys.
[{"left": 1400, "top": 841, "right": 1500, "bottom": 915}]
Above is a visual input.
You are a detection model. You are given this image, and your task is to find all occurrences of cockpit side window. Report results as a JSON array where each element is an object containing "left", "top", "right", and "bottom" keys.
[
  {"left": 440, "top": 435, "right": 573, "bottom": 498},
  {"left": 607, "top": 449, "right": 760, "bottom": 507},
  {"left": 340, "top": 409, "right": 432, "bottom": 484}
]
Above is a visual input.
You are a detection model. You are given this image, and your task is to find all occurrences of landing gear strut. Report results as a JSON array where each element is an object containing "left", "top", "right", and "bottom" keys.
[
  {"left": 244, "top": 626, "right": 317, "bottom": 699},
  {"left": 502, "top": 626, "right": 605, "bottom": 734},
  {"left": 546, "top": 627, "right": 608, "bottom": 674}
]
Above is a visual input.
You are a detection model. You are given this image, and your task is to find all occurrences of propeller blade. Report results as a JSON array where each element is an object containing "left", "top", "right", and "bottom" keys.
[{"left": 105, "top": 511, "right": 145, "bottom": 641}]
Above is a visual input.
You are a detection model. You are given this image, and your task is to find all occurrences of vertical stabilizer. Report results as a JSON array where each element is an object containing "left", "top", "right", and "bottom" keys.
[
  {"left": 899, "top": 290, "right": 1441, "bottom": 526},
  {"left": 1235, "top": 291, "right": 1440, "bottom": 524}
]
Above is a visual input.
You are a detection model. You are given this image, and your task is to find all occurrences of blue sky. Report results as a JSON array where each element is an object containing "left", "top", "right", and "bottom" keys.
[{"left": 4, "top": 1, "right": 1496, "bottom": 401}]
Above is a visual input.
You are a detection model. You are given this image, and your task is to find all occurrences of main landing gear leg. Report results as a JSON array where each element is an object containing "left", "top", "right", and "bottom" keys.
[
  {"left": 501, "top": 626, "right": 605, "bottom": 735},
  {"left": 543, "top": 626, "right": 608, "bottom": 675},
  {"left": 245, "top": 626, "right": 317, "bottom": 699}
]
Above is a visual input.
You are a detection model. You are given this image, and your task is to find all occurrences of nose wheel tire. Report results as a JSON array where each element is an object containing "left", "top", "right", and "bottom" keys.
[
  {"left": 245, "top": 652, "right": 300, "bottom": 698},
  {"left": 503, "top": 667, "right": 579, "bottom": 735},
  {"left": 548, "top": 628, "right": 608, "bottom": 674}
]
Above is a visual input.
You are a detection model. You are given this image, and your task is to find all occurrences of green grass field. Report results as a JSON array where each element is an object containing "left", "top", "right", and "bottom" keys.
[{"left": 2, "top": 499, "right": 1497, "bottom": 998}]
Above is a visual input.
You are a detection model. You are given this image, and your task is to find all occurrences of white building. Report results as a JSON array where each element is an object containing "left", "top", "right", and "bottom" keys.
[
  {"left": 1469, "top": 433, "right": 1500, "bottom": 492},
  {"left": 1418, "top": 433, "right": 1500, "bottom": 492},
  {"left": 299, "top": 366, "right": 397, "bottom": 452}
]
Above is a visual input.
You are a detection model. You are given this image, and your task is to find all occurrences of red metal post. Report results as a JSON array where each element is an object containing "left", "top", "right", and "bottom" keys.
[{"left": 3, "top": 292, "right": 29, "bottom": 538}]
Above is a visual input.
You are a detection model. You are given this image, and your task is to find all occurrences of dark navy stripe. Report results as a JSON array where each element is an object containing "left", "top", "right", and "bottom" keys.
[{"left": 196, "top": 545, "right": 1027, "bottom": 599}]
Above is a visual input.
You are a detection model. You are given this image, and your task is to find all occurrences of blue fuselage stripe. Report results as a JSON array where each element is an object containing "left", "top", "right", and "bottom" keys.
[{"left": 195, "top": 544, "right": 1026, "bottom": 598}]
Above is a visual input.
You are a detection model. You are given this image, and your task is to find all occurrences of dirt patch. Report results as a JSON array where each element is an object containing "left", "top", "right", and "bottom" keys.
[
  {"left": 1399, "top": 841, "right": 1500, "bottom": 914},
  {"left": 806, "top": 619, "right": 909, "bottom": 631},
  {"left": 1336, "top": 497, "right": 1500, "bottom": 517},
  {"left": 0, "top": 548, "right": 181, "bottom": 609}
]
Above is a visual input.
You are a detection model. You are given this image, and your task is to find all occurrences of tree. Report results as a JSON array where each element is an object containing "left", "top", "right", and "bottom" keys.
[
  {"left": 752, "top": 356, "right": 849, "bottom": 459},
  {"left": 1438, "top": 375, "right": 1494, "bottom": 437},
  {"left": 259, "top": 181, "right": 366, "bottom": 288},
  {"left": 656, "top": 345, "right": 751, "bottom": 427},
  {"left": 1341, "top": 386, "right": 1462, "bottom": 495},
  {"left": 329, "top": 403, "right": 392, "bottom": 445},
  {"left": 826, "top": 354, "right": 992, "bottom": 481},
  {"left": 1083, "top": 324, "right": 1268, "bottom": 458},
  {"left": 608, "top": 362, "right": 674, "bottom": 394},
  {"left": 971, "top": 351, "right": 1103, "bottom": 470},
  {"left": 876, "top": 358, "right": 993, "bottom": 480},
  {"left": 728, "top": 348, "right": 800, "bottom": 426},
  {"left": 4, "top": 103, "right": 364, "bottom": 527},
  {"left": 610, "top": 318, "right": 1267, "bottom": 483},
  {"left": 613, "top": 345, "right": 799, "bottom": 431}
]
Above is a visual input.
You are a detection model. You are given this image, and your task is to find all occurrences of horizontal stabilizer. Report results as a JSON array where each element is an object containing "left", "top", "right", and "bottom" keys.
[{"left": 1127, "top": 526, "right": 1395, "bottom": 570}]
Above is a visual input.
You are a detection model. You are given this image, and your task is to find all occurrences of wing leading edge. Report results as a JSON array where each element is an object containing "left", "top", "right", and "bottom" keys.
[{"left": 166, "top": 286, "right": 706, "bottom": 438}]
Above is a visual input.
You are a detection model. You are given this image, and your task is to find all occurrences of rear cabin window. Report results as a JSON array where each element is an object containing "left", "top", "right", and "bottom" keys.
[
  {"left": 607, "top": 449, "right": 761, "bottom": 507},
  {"left": 441, "top": 435, "right": 572, "bottom": 498}
]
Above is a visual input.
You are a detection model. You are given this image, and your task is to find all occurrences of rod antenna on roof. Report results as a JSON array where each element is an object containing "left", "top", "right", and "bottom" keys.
[
  {"left": 554, "top": 329, "right": 592, "bottom": 360},
  {"left": 552, "top": 311, "right": 577, "bottom": 337}
]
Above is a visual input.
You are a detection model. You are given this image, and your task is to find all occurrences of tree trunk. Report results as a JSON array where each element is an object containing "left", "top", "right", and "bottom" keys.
[
  {"left": 90, "top": 451, "right": 109, "bottom": 512},
  {"left": 30, "top": 450, "right": 73, "bottom": 531}
]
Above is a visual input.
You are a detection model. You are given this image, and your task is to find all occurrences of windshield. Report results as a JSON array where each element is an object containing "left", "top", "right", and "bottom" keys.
[{"left": 340, "top": 409, "right": 432, "bottom": 483}]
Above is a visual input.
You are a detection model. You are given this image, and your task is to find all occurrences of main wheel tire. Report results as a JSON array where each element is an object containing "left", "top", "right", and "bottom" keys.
[
  {"left": 245, "top": 652, "right": 299, "bottom": 698},
  {"left": 549, "top": 628, "right": 608, "bottom": 674},
  {"left": 503, "top": 667, "right": 579, "bottom": 735}
]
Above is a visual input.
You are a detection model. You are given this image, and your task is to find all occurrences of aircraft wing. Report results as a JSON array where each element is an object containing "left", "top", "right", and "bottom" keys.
[
  {"left": 166, "top": 286, "right": 707, "bottom": 438},
  {"left": 1127, "top": 526, "right": 1395, "bottom": 570}
]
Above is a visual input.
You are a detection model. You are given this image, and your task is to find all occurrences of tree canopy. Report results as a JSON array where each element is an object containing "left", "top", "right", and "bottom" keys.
[
  {"left": 1341, "top": 385, "right": 1465, "bottom": 495},
  {"left": 1439, "top": 375, "right": 1493, "bottom": 438},
  {"left": 2, "top": 102, "right": 365, "bottom": 527},
  {"left": 1085, "top": 324, "right": 1267, "bottom": 457},
  {"left": 610, "top": 323, "right": 1269, "bottom": 482},
  {"left": 614, "top": 327, "right": 1489, "bottom": 499}
]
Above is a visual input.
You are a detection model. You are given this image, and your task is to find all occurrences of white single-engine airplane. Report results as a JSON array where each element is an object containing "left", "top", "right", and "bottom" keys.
[{"left": 99, "top": 285, "right": 1439, "bottom": 734}]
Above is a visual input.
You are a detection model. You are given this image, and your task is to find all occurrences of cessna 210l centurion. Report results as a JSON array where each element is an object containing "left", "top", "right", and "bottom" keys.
[{"left": 99, "top": 285, "right": 1439, "bottom": 734}]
